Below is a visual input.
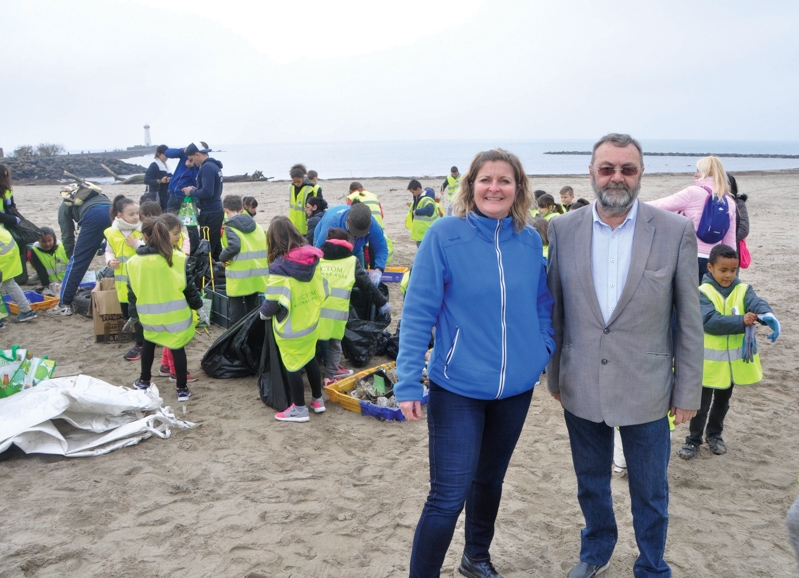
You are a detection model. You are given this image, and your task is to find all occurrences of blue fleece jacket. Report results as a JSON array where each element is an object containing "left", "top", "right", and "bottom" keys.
[
  {"left": 395, "top": 213, "right": 555, "bottom": 402},
  {"left": 313, "top": 205, "right": 389, "bottom": 271},
  {"left": 192, "top": 158, "right": 224, "bottom": 213},
  {"left": 164, "top": 148, "right": 199, "bottom": 201}
]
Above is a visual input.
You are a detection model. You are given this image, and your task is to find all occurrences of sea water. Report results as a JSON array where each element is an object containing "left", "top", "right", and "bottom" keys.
[{"left": 121, "top": 138, "right": 799, "bottom": 180}]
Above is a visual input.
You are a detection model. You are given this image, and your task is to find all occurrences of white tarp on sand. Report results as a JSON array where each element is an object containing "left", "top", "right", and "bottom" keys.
[{"left": 0, "top": 375, "right": 196, "bottom": 457}]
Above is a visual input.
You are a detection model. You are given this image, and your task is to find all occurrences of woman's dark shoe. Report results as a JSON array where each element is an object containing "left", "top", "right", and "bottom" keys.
[{"left": 458, "top": 553, "right": 503, "bottom": 578}]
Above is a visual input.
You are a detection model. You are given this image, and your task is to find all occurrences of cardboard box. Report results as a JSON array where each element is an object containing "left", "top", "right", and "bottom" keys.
[{"left": 92, "top": 278, "right": 135, "bottom": 343}]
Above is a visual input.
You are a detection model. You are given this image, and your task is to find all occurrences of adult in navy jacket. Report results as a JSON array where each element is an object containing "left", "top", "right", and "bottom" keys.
[
  {"left": 395, "top": 149, "right": 554, "bottom": 578},
  {"left": 181, "top": 142, "right": 224, "bottom": 259},
  {"left": 313, "top": 203, "right": 389, "bottom": 275},
  {"left": 164, "top": 144, "right": 201, "bottom": 253}
]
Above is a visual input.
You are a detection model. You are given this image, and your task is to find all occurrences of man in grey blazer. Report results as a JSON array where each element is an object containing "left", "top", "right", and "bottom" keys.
[{"left": 546, "top": 133, "right": 704, "bottom": 578}]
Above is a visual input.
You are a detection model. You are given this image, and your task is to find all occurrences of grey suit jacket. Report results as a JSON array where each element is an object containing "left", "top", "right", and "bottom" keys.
[{"left": 546, "top": 202, "right": 703, "bottom": 426}]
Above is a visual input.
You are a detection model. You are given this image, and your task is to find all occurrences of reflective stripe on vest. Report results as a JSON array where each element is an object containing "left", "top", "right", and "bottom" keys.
[
  {"left": 266, "top": 271, "right": 327, "bottom": 371},
  {"left": 446, "top": 175, "right": 460, "bottom": 201},
  {"left": 128, "top": 252, "right": 195, "bottom": 349},
  {"left": 289, "top": 185, "right": 314, "bottom": 234},
  {"left": 221, "top": 222, "right": 268, "bottom": 296},
  {"left": 699, "top": 282, "right": 763, "bottom": 388},
  {"left": 105, "top": 227, "right": 142, "bottom": 304},
  {"left": 0, "top": 225, "right": 22, "bottom": 279},
  {"left": 318, "top": 256, "right": 356, "bottom": 340}
]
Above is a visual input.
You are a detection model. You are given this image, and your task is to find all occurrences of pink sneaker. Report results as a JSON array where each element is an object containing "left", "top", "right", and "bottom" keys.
[
  {"left": 275, "top": 404, "right": 310, "bottom": 422},
  {"left": 310, "top": 397, "right": 325, "bottom": 414},
  {"left": 333, "top": 364, "right": 354, "bottom": 380}
]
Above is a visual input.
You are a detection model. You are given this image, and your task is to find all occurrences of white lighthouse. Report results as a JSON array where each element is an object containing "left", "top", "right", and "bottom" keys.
[{"left": 144, "top": 124, "right": 151, "bottom": 147}]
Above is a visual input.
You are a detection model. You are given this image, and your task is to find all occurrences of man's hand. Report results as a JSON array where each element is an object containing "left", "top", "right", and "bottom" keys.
[
  {"left": 743, "top": 312, "right": 758, "bottom": 326},
  {"left": 550, "top": 390, "right": 564, "bottom": 408},
  {"left": 182, "top": 186, "right": 195, "bottom": 195},
  {"left": 399, "top": 400, "right": 423, "bottom": 421},
  {"left": 669, "top": 407, "right": 696, "bottom": 425}
]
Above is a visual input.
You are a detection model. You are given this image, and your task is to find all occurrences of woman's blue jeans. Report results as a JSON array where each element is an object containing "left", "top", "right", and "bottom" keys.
[
  {"left": 409, "top": 381, "right": 533, "bottom": 578},
  {"left": 564, "top": 410, "right": 671, "bottom": 578}
]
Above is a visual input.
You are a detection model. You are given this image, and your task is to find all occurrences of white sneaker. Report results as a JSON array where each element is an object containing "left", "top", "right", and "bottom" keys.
[{"left": 56, "top": 306, "right": 73, "bottom": 316}]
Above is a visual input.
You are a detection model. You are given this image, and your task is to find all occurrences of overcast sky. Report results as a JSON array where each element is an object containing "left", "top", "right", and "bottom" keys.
[{"left": 3, "top": 0, "right": 797, "bottom": 152}]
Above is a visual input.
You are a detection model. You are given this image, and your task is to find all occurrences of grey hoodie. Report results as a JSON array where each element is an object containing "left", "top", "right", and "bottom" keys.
[{"left": 219, "top": 213, "right": 259, "bottom": 263}]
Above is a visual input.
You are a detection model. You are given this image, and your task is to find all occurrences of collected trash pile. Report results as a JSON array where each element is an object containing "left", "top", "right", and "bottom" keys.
[{"left": 325, "top": 359, "right": 430, "bottom": 422}]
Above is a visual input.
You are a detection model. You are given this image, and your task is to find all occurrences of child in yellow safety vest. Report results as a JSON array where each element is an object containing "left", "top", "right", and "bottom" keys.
[
  {"left": 128, "top": 217, "right": 206, "bottom": 402},
  {"left": 105, "top": 195, "right": 145, "bottom": 361},
  {"left": 536, "top": 193, "right": 564, "bottom": 222},
  {"left": 318, "top": 228, "right": 390, "bottom": 385},
  {"left": 678, "top": 244, "right": 780, "bottom": 460},
  {"left": 155, "top": 213, "right": 199, "bottom": 384},
  {"left": 28, "top": 227, "right": 68, "bottom": 295},
  {"left": 0, "top": 163, "right": 36, "bottom": 325},
  {"left": 259, "top": 216, "right": 326, "bottom": 423},
  {"left": 220, "top": 194, "right": 268, "bottom": 324}
]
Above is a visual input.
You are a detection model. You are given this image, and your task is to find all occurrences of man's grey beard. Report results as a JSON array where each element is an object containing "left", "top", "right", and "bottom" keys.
[{"left": 592, "top": 180, "right": 641, "bottom": 216}]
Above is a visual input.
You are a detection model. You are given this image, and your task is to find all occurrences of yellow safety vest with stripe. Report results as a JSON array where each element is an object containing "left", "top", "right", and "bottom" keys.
[
  {"left": 405, "top": 195, "right": 440, "bottom": 242},
  {"left": 446, "top": 175, "right": 460, "bottom": 201},
  {"left": 221, "top": 223, "right": 268, "bottom": 297},
  {"left": 400, "top": 269, "right": 410, "bottom": 296},
  {"left": 543, "top": 211, "right": 559, "bottom": 222},
  {"left": 289, "top": 184, "right": 314, "bottom": 234},
  {"left": 0, "top": 225, "right": 22, "bottom": 279},
  {"left": 31, "top": 242, "right": 68, "bottom": 282},
  {"left": 347, "top": 191, "right": 384, "bottom": 227},
  {"left": 699, "top": 282, "right": 763, "bottom": 388},
  {"left": 318, "top": 256, "right": 356, "bottom": 340},
  {"left": 265, "top": 270, "right": 327, "bottom": 372},
  {"left": 128, "top": 251, "right": 195, "bottom": 349},
  {"left": 104, "top": 228, "right": 142, "bottom": 304}
]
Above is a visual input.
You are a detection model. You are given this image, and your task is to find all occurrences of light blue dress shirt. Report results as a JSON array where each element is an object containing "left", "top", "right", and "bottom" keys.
[{"left": 591, "top": 199, "right": 639, "bottom": 324}]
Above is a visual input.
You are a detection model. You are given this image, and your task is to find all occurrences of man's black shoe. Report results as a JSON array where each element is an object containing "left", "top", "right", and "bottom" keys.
[
  {"left": 567, "top": 560, "right": 610, "bottom": 578},
  {"left": 458, "top": 553, "right": 503, "bottom": 578}
]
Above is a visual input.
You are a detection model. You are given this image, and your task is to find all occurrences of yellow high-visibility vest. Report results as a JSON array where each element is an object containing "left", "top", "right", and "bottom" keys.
[
  {"left": 265, "top": 270, "right": 327, "bottom": 371},
  {"left": 446, "top": 175, "right": 460, "bottom": 201},
  {"left": 699, "top": 282, "right": 763, "bottom": 388},
  {"left": 289, "top": 184, "right": 314, "bottom": 234},
  {"left": 0, "top": 225, "right": 21, "bottom": 280},
  {"left": 347, "top": 191, "right": 384, "bottom": 227},
  {"left": 318, "top": 256, "right": 356, "bottom": 340},
  {"left": 405, "top": 196, "right": 440, "bottom": 242},
  {"left": 104, "top": 227, "right": 142, "bottom": 304},
  {"left": 31, "top": 242, "right": 68, "bottom": 282},
  {"left": 128, "top": 251, "right": 195, "bottom": 349},
  {"left": 221, "top": 223, "right": 268, "bottom": 297}
]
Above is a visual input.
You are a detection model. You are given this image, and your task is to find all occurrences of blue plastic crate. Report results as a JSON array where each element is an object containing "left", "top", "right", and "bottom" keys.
[{"left": 358, "top": 390, "right": 429, "bottom": 422}]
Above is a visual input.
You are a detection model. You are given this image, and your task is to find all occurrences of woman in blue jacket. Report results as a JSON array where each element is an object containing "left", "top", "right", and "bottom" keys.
[{"left": 396, "top": 148, "right": 555, "bottom": 578}]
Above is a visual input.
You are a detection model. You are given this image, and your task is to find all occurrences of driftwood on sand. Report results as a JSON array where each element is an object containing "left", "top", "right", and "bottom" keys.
[
  {"left": 223, "top": 170, "right": 272, "bottom": 183},
  {"left": 101, "top": 163, "right": 144, "bottom": 184}
]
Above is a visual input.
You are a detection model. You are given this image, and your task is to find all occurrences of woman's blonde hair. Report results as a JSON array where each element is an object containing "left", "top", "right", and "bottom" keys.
[
  {"left": 450, "top": 149, "right": 533, "bottom": 232},
  {"left": 696, "top": 156, "right": 730, "bottom": 198}
]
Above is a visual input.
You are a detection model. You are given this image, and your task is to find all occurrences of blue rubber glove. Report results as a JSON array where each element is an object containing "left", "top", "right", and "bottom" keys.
[
  {"left": 368, "top": 269, "right": 382, "bottom": 286},
  {"left": 742, "top": 325, "right": 756, "bottom": 363},
  {"left": 759, "top": 313, "right": 781, "bottom": 342},
  {"left": 379, "top": 303, "right": 391, "bottom": 315}
]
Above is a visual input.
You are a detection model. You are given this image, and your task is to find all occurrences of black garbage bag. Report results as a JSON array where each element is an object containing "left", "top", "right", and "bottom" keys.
[
  {"left": 186, "top": 239, "right": 212, "bottom": 289},
  {"left": 383, "top": 320, "right": 400, "bottom": 360},
  {"left": 342, "top": 319, "right": 392, "bottom": 367},
  {"left": 201, "top": 308, "right": 265, "bottom": 378},
  {"left": 257, "top": 322, "right": 292, "bottom": 410},
  {"left": 8, "top": 215, "right": 42, "bottom": 285},
  {"left": 349, "top": 282, "right": 391, "bottom": 324}
]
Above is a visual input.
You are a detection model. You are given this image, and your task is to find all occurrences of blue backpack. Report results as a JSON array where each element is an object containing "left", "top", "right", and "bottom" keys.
[{"left": 695, "top": 186, "right": 730, "bottom": 244}]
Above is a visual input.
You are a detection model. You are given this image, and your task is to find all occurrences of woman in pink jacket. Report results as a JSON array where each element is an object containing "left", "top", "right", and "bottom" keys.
[{"left": 649, "top": 156, "right": 737, "bottom": 283}]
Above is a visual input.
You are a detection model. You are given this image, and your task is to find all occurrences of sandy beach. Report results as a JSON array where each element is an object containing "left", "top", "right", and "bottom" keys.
[{"left": 1, "top": 170, "right": 798, "bottom": 577}]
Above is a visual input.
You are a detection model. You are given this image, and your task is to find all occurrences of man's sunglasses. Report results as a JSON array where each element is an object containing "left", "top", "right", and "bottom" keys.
[{"left": 595, "top": 166, "right": 640, "bottom": 177}]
